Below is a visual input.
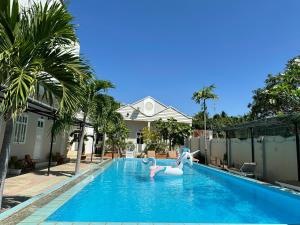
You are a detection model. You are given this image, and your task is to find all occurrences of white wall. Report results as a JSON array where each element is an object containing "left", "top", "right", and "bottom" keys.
[
  {"left": 189, "top": 135, "right": 299, "bottom": 182},
  {"left": 230, "top": 138, "right": 252, "bottom": 168},
  {"left": 125, "top": 120, "right": 148, "bottom": 152},
  {"left": 264, "top": 136, "right": 298, "bottom": 181},
  {"left": 0, "top": 112, "right": 68, "bottom": 162},
  {"left": 210, "top": 138, "right": 226, "bottom": 162}
]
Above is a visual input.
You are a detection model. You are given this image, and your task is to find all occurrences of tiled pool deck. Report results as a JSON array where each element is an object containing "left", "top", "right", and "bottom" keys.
[
  {"left": 0, "top": 160, "right": 111, "bottom": 225},
  {"left": 17, "top": 165, "right": 109, "bottom": 225}
]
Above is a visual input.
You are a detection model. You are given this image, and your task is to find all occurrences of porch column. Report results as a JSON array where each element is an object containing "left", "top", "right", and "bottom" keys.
[{"left": 147, "top": 121, "right": 151, "bottom": 130}]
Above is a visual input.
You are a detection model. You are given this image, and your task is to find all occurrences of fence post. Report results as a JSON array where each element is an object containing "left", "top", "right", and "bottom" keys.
[
  {"left": 225, "top": 131, "right": 229, "bottom": 166},
  {"left": 295, "top": 122, "right": 300, "bottom": 181},
  {"left": 250, "top": 127, "right": 255, "bottom": 163}
]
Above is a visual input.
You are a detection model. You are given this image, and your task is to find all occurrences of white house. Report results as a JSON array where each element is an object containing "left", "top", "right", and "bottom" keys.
[
  {"left": 117, "top": 96, "right": 192, "bottom": 152},
  {"left": 0, "top": 100, "right": 70, "bottom": 164}
]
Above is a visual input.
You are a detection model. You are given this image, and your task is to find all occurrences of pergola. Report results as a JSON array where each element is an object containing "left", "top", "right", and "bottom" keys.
[
  {"left": 0, "top": 93, "right": 93, "bottom": 176},
  {"left": 224, "top": 114, "right": 300, "bottom": 181}
]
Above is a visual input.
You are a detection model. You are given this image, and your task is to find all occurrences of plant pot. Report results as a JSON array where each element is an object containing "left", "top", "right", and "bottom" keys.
[
  {"left": 8, "top": 168, "right": 22, "bottom": 176},
  {"left": 156, "top": 153, "right": 167, "bottom": 159}
]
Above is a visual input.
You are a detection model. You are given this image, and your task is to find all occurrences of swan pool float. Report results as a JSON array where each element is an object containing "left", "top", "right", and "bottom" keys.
[{"left": 142, "top": 149, "right": 198, "bottom": 177}]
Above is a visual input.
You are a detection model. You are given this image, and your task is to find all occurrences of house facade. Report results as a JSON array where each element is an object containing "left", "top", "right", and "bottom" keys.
[
  {"left": 0, "top": 111, "right": 69, "bottom": 163},
  {"left": 117, "top": 96, "right": 192, "bottom": 152}
]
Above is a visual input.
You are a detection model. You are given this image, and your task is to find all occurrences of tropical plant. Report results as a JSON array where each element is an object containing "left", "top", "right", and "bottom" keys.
[
  {"left": 89, "top": 94, "right": 121, "bottom": 160},
  {"left": 249, "top": 57, "right": 300, "bottom": 119},
  {"left": 192, "top": 84, "right": 218, "bottom": 164},
  {"left": 153, "top": 118, "right": 191, "bottom": 151},
  {"left": 193, "top": 111, "right": 250, "bottom": 138},
  {"left": 74, "top": 79, "right": 114, "bottom": 174},
  {"left": 141, "top": 127, "right": 160, "bottom": 145},
  {"left": 8, "top": 156, "right": 24, "bottom": 170},
  {"left": 106, "top": 118, "right": 129, "bottom": 157},
  {"left": 0, "top": 0, "right": 90, "bottom": 208},
  {"left": 126, "top": 141, "right": 136, "bottom": 151},
  {"left": 50, "top": 79, "right": 113, "bottom": 174}
]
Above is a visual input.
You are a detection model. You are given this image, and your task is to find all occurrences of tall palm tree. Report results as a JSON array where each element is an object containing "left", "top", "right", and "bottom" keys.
[
  {"left": 106, "top": 114, "right": 128, "bottom": 158},
  {"left": 74, "top": 80, "right": 114, "bottom": 174},
  {"left": 192, "top": 84, "right": 218, "bottom": 164},
  {"left": 0, "top": 0, "right": 90, "bottom": 208},
  {"left": 90, "top": 94, "right": 121, "bottom": 161}
]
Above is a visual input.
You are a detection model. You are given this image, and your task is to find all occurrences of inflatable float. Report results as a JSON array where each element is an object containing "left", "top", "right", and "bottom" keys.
[{"left": 143, "top": 148, "right": 198, "bottom": 177}]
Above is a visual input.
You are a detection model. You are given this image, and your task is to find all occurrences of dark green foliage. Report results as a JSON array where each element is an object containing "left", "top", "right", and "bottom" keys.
[
  {"left": 249, "top": 57, "right": 300, "bottom": 119},
  {"left": 153, "top": 118, "right": 191, "bottom": 150},
  {"left": 193, "top": 111, "right": 250, "bottom": 137}
]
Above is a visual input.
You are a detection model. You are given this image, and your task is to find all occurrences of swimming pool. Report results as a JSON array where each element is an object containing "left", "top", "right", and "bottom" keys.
[{"left": 46, "top": 159, "right": 300, "bottom": 224}]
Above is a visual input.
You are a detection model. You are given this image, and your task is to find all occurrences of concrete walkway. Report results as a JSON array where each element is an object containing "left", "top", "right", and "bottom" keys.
[{"left": 2, "top": 162, "right": 96, "bottom": 211}]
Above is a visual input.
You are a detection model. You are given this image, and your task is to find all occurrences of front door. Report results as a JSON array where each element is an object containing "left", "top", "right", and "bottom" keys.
[{"left": 33, "top": 118, "right": 45, "bottom": 159}]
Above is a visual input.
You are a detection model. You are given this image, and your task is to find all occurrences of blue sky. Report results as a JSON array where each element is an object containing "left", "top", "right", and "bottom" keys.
[{"left": 69, "top": 0, "right": 300, "bottom": 117}]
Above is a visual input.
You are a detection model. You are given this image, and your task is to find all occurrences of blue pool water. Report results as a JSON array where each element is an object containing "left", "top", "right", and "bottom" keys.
[{"left": 47, "top": 159, "right": 300, "bottom": 224}]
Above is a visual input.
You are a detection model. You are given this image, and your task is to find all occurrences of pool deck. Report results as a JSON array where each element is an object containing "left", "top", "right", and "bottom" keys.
[
  {"left": 0, "top": 159, "right": 111, "bottom": 225},
  {"left": 2, "top": 162, "right": 93, "bottom": 211},
  {"left": 16, "top": 161, "right": 114, "bottom": 225}
]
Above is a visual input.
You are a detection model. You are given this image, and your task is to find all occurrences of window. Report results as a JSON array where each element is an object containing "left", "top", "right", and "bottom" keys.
[
  {"left": 136, "top": 132, "right": 143, "bottom": 144},
  {"left": 37, "top": 119, "right": 44, "bottom": 128},
  {"left": 13, "top": 115, "right": 28, "bottom": 144}
]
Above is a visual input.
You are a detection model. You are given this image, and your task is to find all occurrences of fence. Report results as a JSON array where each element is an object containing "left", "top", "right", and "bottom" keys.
[{"left": 189, "top": 119, "right": 300, "bottom": 183}]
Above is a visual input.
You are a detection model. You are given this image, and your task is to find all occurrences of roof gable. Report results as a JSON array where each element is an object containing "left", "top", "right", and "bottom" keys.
[
  {"left": 153, "top": 107, "right": 192, "bottom": 124},
  {"left": 131, "top": 96, "right": 167, "bottom": 116},
  {"left": 117, "top": 96, "right": 192, "bottom": 124}
]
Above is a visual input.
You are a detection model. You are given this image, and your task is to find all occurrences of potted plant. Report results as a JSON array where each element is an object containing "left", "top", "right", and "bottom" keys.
[
  {"left": 8, "top": 156, "right": 24, "bottom": 176},
  {"left": 48, "top": 153, "right": 59, "bottom": 166}
]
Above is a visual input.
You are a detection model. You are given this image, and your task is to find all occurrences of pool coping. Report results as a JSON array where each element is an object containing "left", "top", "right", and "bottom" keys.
[
  {"left": 17, "top": 160, "right": 113, "bottom": 224},
  {"left": 16, "top": 159, "right": 294, "bottom": 225},
  {"left": 0, "top": 159, "right": 112, "bottom": 225},
  {"left": 194, "top": 162, "right": 300, "bottom": 199}
]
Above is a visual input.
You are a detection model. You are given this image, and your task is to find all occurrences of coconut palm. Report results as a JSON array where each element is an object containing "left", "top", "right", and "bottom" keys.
[
  {"left": 192, "top": 84, "right": 218, "bottom": 164},
  {"left": 0, "top": 0, "right": 90, "bottom": 208}
]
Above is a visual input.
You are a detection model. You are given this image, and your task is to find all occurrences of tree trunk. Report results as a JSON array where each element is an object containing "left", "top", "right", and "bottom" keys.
[
  {"left": 101, "top": 132, "right": 106, "bottom": 162},
  {"left": 75, "top": 113, "right": 86, "bottom": 175},
  {"left": 0, "top": 118, "right": 14, "bottom": 209},
  {"left": 112, "top": 142, "right": 115, "bottom": 159},
  {"left": 118, "top": 146, "right": 122, "bottom": 158},
  {"left": 203, "top": 99, "right": 207, "bottom": 165},
  {"left": 90, "top": 131, "right": 95, "bottom": 162}
]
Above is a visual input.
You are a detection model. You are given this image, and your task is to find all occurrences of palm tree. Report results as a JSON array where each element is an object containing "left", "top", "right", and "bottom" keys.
[
  {"left": 106, "top": 115, "right": 129, "bottom": 158},
  {"left": 75, "top": 80, "right": 114, "bottom": 174},
  {"left": 90, "top": 94, "right": 121, "bottom": 161},
  {"left": 192, "top": 84, "right": 218, "bottom": 164},
  {"left": 0, "top": 0, "right": 90, "bottom": 208}
]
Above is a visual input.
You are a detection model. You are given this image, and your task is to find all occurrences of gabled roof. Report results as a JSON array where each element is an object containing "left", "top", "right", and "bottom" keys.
[
  {"left": 117, "top": 96, "right": 192, "bottom": 123},
  {"left": 117, "top": 104, "right": 149, "bottom": 117},
  {"left": 130, "top": 96, "right": 169, "bottom": 110}
]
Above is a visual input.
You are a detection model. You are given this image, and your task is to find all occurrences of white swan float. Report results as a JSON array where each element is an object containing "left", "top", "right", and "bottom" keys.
[{"left": 143, "top": 149, "right": 198, "bottom": 177}]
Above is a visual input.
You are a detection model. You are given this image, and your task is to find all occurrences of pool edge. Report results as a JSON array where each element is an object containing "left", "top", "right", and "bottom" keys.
[{"left": 0, "top": 159, "right": 112, "bottom": 224}]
